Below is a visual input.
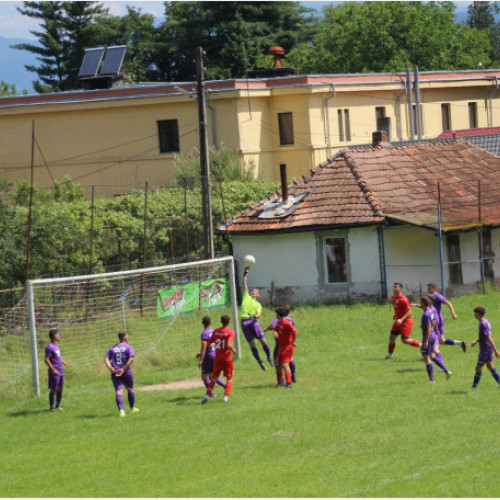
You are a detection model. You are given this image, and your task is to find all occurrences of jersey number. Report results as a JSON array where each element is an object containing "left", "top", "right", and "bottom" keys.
[{"left": 214, "top": 338, "right": 226, "bottom": 350}]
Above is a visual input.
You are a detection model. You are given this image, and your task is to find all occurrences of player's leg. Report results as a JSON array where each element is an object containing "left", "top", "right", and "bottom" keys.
[
  {"left": 471, "top": 363, "right": 483, "bottom": 390},
  {"left": 222, "top": 360, "right": 234, "bottom": 402},
  {"left": 423, "top": 354, "right": 435, "bottom": 383},
  {"left": 112, "top": 376, "right": 126, "bottom": 415},
  {"left": 275, "top": 352, "right": 285, "bottom": 387},
  {"left": 203, "top": 355, "right": 225, "bottom": 390},
  {"left": 202, "top": 364, "right": 220, "bottom": 403},
  {"left": 48, "top": 371, "right": 58, "bottom": 411},
  {"left": 431, "top": 350, "right": 452, "bottom": 379},
  {"left": 290, "top": 358, "right": 297, "bottom": 382},
  {"left": 386, "top": 332, "right": 398, "bottom": 358},
  {"left": 55, "top": 373, "right": 64, "bottom": 410},
  {"left": 242, "top": 320, "right": 266, "bottom": 368},
  {"left": 254, "top": 322, "right": 273, "bottom": 366},
  {"left": 400, "top": 322, "right": 421, "bottom": 348},
  {"left": 485, "top": 360, "right": 500, "bottom": 385},
  {"left": 49, "top": 389, "right": 56, "bottom": 411},
  {"left": 123, "top": 372, "right": 138, "bottom": 412}
]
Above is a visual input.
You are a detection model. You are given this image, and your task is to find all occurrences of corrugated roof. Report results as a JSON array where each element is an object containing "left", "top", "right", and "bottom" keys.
[{"left": 223, "top": 139, "right": 500, "bottom": 234}]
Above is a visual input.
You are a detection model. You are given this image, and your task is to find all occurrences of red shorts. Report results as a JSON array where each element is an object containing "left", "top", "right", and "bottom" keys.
[
  {"left": 391, "top": 318, "right": 413, "bottom": 338},
  {"left": 277, "top": 345, "right": 295, "bottom": 364},
  {"left": 212, "top": 358, "right": 234, "bottom": 379}
]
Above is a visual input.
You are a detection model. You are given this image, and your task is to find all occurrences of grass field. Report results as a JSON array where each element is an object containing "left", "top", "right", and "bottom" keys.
[{"left": 1, "top": 291, "right": 500, "bottom": 497}]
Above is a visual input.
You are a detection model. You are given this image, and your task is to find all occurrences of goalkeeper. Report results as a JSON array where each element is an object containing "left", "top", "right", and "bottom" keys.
[{"left": 241, "top": 266, "right": 273, "bottom": 370}]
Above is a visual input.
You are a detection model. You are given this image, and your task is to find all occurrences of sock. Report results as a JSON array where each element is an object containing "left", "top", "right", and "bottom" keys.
[
  {"left": 432, "top": 354, "right": 448, "bottom": 373},
  {"left": 206, "top": 380, "right": 216, "bottom": 396},
  {"left": 49, "top": 392, "right": 55, "bottom": 409},
  {"left": 277, "top": 371, "right": 283, "bottom": 384},
  {"left": 224, "top": 379, "right": 233, "bottom": 397},
  {"left": 410, "top": 339, "right": 421, "bottom": 347},
  {"left": 285, "top": 372, "right": 292, "bottom": 384},
  {"left": 128, "top": 391, "right": 136, "bottom": 409},
  {"left": 262, "top": 343, "right": 271, "bottom": 360},
  {"left": 388, "top": 342, "right": 396, "bottom": 354},
  {"left": 290, "top": 360, "right": 296, "bottom": 377},
  {"left": 116, "top": 393, "right": 124, "bottom": 411},
  {"left": 251, "top": 346, "right": 262, "bottom": 363},
  {"left": 473, "top": 372, "right": 482, "bottom": 388},
  {"left": 56, "top": 391, "right": 62, "bottom": 407},
  {"left": 490, "top": 368, "right": 500, "bottom": 383},
  {"left": 216, "top": 378, "right": 227, "bottom": 389},
  {"left": 445, "top": 339, "right": 461, "bottom": 345},
  {"left": 203, "top": 378, "right": 210, "bottom": 388},
  {"left": 426, "top": 363, "right": 434, "bottom": 382}
]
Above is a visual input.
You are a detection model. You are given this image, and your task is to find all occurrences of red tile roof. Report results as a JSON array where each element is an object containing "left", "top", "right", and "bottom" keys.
[
  {"left": 438, "top": 127, "right": 500, "bottom": 138},
  {"left": 223, "top": 140, "right": 500, "bottom": 234}
]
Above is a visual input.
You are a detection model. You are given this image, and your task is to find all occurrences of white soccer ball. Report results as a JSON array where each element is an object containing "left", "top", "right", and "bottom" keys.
[{"left": 244, "top": 255, "right": 256, "bottom": 267}]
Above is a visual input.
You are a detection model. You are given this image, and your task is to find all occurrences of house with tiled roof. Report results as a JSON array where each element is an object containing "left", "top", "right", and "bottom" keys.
[
  {"left": 437, "top": 127, "right": 500, "bottom": 157},
  {"left": 222, "top": 132, "right": 500, "bottom": 305}
]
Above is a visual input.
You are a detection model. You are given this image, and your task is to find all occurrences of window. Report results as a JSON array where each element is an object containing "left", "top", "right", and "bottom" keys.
[
  {"left": 325, "top": 238, "right": 348, "bottom": 283},
  {"left": 158, "top": 120, "right": 180, "bottom": 153},
  {"left": 412, "top": 104, "right": 423, "bottom": 135},
  {"left": 337, "top": 109, "right": 351, "bottom": 142},
  {"left": 468, "top": 102, "right": 478, "bottom": 129},
  {"left": 375, "top": 107, "right": 385, "bottom": 121},
  {"left": 446, "top": 234, "right": 463, "bottom": 285},
  {"left": 278, "top": 112, "right": 294, "bottom": 145},
  {"left": 441, "top": 103, "right": 451, "bottom": 132}
]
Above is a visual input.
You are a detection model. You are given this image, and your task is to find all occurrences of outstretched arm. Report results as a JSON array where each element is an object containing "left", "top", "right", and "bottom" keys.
[
  {"left": 242, "top": 272, "right": 249, "bottom": 294},
  {"left": 445, "top": 300, "right": 458, "bottom": 320}
]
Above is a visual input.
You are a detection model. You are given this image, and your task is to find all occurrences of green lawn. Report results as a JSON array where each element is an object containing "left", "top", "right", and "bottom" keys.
[{"left": 1, "top": 292, "right": 499, "bottom": 497}]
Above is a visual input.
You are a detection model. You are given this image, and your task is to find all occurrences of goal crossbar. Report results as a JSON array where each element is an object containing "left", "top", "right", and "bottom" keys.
[{"left": 26, "top": 256, "right": 241, "bottom": 396}]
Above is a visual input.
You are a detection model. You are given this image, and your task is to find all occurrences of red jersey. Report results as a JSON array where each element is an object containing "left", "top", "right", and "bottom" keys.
[
  {"left": 209, "top": 326, "right": 235, "bottom": 362},
  {"left": 275, "top": 317, "right": 297, "bottom": 348},
  {"left": 392, "top": 293, "right": 411, "bottom": 321}
]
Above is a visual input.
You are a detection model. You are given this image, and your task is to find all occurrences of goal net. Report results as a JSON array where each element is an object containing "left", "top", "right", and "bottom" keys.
[{"left": 22, "top": 256, "right": 240, "bottom": 396}]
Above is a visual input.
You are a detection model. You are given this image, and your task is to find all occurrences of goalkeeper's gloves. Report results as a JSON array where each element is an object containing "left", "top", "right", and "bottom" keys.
[{"left": 243, "top": 266, "right": 250, "bottom": 276}]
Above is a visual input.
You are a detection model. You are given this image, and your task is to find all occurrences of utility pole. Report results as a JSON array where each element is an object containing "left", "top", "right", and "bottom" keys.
[{"left": 196, "top": 47, "right": 215, "bottom": 260}]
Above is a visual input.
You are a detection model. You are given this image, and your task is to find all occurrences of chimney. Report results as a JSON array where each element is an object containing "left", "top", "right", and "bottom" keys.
[
  {"left": 280, "top": 163, "right": 288, "bottom": 204},
  {"left": 372, "top": 130, "right": 390, "bottom": 148}
]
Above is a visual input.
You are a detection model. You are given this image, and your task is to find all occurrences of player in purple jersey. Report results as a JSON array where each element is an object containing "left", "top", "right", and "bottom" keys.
[
  {"left": 44, "top": 328, "right": 68, "bottom": 412},
  {"left": 469, "top": 306, "right": 500, "bottom": 391},
  {"left": 196, "top": 316, "right": 226, "bottom": 395},
  {"left": 264, "top": 304, "right": 297, "bottom": 384},
  {"left": 419, "top": 297, "right": 451, "bottom": 383},
  {"left": 427, "top": 283, "right": 466, "bottom": 352},
  {"left": 105, "top": 331, "right": 139, "bottom": 417}
]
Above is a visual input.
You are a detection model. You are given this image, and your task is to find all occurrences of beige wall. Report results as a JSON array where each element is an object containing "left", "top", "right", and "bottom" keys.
[{"left": 1, "top": 75, "right": 499, "bottom": 196}]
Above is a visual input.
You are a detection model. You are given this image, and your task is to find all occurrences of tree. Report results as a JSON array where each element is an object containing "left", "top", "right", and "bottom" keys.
[
  {"left": 12, "top": 1, "right": 109, "bottom": 93},
  {"left": 287, "top": 1, "right": 491, "bottom": 73},
  {"left": 467, "top": 1, "right": 500, "bottom": 66},
  {"left": 156, "top": 1, "right": 317, "bottom": 81},
  {"left": 0, "top": 81, "right": 18, "bottom": 96}
]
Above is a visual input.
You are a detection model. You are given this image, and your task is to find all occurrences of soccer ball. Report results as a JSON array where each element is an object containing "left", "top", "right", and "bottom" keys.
[{"left": 244, "top": 255, "right": 256, "bottom": 267}]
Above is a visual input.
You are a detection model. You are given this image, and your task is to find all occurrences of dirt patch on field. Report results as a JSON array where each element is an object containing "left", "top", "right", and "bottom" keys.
[{"left": 137, "top": 379, "right": 203, "bottom": 392}]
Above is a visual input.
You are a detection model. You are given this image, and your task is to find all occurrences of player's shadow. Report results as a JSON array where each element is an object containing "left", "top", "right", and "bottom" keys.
[
  {"left": 8, "top": 409, "right": 48, "bottom": 417},
  {"left": 168, "top": 395, "right": 202, "bottom": 405},
  {"left": 394, "top": 368, "right": 421, "bottom": 374}
]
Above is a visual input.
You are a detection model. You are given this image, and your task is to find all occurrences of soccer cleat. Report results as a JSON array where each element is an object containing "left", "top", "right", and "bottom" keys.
[
  {"left": 56, "top": 406, "right": 64, "bottom": 411},
  {"left": 446, "top": 371, "right": 452, "bottom": 381},
  {"left": 209, "top": 393, "right": 216, "bottom": 398},
  {"left": 461, "top": 341, "right": 467, "bottom": 353},
  {"left": 428, "top": 380, "right": 435, "bottom": 384},
  {"left": 275, "top": 382, "right": 285, "bottom": 388},
  {"left": 49, "top": 408, "right": 56, "bottom": 413},
  {"left": 292, "top": 375, "right": 297, "bottom": 383},
  {"left": 385, "top": 353, "right": 393, "bottom": 359},
  {"left": 259, "top": 361, "right": 267, "bottom": 371},
  {"left": 201, "top": 395, "right": 210, "bottom": 405},
  {"left": 223, "top": 395, "right": 229, "bottom": 403},
  {"left": 284, "top": 383, "right": 293, "bottom": 389},
  {"left": 268, "top": 358, "right": 275, "bottom": 368},
  {"left": 130, "top": 407, "right": 140, "bottom": 413},
  {"left": 119, "top": 410, "right": 126, "bottom": 417}
]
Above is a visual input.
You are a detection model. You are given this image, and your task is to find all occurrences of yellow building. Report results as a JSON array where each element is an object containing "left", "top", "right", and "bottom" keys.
[{"left": 1, "top": 68, "right": 500, "bottom": 196}]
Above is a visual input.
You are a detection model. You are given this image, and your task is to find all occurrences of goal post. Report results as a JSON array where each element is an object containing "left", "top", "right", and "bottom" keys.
[{"left": 26, "top": 256, "right": 241, "bottom": 396}]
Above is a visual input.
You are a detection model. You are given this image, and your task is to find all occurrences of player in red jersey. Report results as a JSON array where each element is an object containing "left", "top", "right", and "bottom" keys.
[
  {"left": 201, "top": 314, "right": 236, "bottom": 404},
  {"left": 274, "top": 306, "right": 298, "bottom": 388},
  {"left": 386, "top": 282, "right": 421, "bottom": 359}
]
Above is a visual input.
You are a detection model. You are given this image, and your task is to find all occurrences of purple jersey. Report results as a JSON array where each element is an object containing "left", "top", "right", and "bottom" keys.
[
  {"left": 106, "top": 342, "right": 135, "bottom": 373},
  {"left": 269, "top": 316, "right": 295, "bottom": 330},
  {"left": 478, "top": 318, "right": 493, "bottom": 354},
  {"left": 421, "top": 308, "right": 438, "bottom": 343},
  {"left": 201, "top": 327, "right": 215, "bottom": 356},
  {"left": 45, "top": 342, "right": 63, "bottom": 372}
]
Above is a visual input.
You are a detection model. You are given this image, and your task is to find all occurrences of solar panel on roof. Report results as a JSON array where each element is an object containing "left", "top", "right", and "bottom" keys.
[
  {"left": 100, "top": 46, "right": 127, "bottom": 76},
  {"left": 78, "top": 47, "right": 105, "bottom": 78}
]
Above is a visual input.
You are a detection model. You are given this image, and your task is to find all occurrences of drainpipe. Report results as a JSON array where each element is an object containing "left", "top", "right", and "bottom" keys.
[
  {"left": 488, "top": 77, "right": 499, "bottom": 127},
  {"left": 414, "top": 66, "right": 423, "bottom": 140},
  {"left": 406, "top": 67, "right": 415, "bottom": 140},
  {"left": 324, "top": 84, "right": 336, "bottom": 158}
]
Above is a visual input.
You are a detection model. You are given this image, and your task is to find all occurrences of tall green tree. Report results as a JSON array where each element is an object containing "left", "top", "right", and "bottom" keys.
[
  {"left": 287, "top": 1, "right": 491, "bottom": 74},
  {"left": 467, "top": 1, "right": 500, "bottom": 66},
  {"left": 156, "top": 1, "right": 317, "bottom": 81},
  {"left": 0, "top": 81, "right": 18, "bottom": 96}
]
